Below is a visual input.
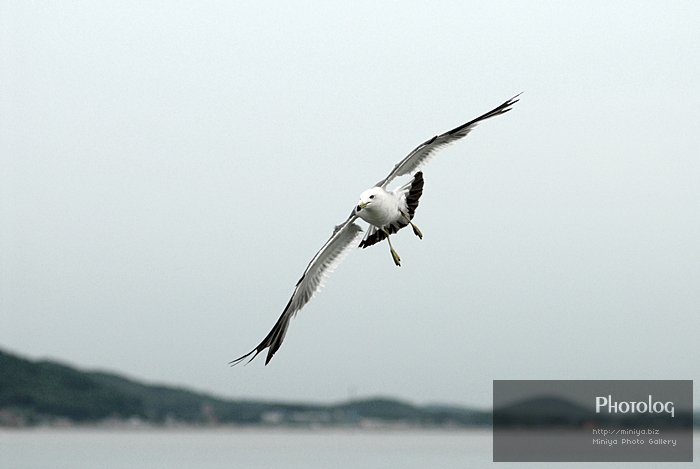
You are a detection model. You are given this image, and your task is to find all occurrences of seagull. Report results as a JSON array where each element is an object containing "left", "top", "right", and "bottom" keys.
[{"left": 231, "top": 95, "right": 520, "bottom": 366}]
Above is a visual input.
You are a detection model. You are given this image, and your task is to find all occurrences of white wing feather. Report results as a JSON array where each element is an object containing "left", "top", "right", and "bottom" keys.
[
  {"left": 231, "top": 214, "right": 363, "bottom": 365},
  {"left": 374, "top": 94, "right": 520, "bottom": 189}
]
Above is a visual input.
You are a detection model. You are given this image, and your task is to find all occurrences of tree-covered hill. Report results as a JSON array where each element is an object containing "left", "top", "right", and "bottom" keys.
[{"left": 0, "top": 348, "right": 490, "bottom": 427}]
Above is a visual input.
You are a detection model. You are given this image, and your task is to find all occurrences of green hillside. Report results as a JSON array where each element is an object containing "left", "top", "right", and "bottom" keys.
[
  {"left": 0, "top": 349, "right": 143, "bottom": 423},
  {"left": 0, "top": 348, "right": 490, "bottom": 427}
]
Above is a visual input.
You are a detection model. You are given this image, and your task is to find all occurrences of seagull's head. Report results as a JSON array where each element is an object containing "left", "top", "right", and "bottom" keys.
[{"left": 356, "top": 187, "right": 383, "bottom": 213}]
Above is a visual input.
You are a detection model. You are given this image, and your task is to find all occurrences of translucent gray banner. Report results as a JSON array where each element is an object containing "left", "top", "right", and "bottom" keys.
[{"left": 493, "top": 380, "right": 693, "bottom": 462}]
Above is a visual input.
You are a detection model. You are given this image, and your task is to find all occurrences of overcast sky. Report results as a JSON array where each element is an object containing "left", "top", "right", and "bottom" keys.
[{"left": 2, "top": 2, "right": 699, "bottom": 409}]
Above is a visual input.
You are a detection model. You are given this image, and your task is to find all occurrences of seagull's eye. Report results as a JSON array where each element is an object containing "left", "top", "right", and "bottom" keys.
[{"left": 369, "top": 195, "right": 374, "bottom": 199}]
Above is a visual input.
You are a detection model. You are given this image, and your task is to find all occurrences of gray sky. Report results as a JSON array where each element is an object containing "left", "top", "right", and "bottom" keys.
[{"left": 2, "top": 2, "right": 699, "bottom": 409}]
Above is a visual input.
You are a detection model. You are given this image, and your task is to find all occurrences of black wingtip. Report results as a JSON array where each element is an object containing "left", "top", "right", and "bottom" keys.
[
  {"left": 446, "top": 93, "right": 522, "bottom": 137},
  {"left": 229, "top": 355, "right": 249, "bottom": 367},
  {"left": 229, "top": 348, "right": 262, "bottom": 367},
  {"left": 489, "top": 93, "right": 522, "bottom": 115},
  {"left": 489, "top": 92, "right": 522, "bottom": 116},
  {"left": 500, "top": 92, "right": 523, "bottom": 112}
]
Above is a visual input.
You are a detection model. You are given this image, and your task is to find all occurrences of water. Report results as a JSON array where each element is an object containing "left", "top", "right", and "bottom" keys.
[{"left": 0, "top": 428, "right": 697, "bottom": 468}]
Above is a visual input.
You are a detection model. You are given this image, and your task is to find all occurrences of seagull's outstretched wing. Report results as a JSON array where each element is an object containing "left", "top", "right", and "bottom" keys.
[
  {"left": 374, "top": 94, "right": 521, "bottom": 189},
  {"left": 231, "top": 214, "right": 364, "bottom": 366}
]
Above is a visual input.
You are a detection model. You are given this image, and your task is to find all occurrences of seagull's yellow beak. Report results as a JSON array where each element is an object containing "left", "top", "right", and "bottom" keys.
[{"left": 357, "top": 201, "right": 367, "bottom": 211}]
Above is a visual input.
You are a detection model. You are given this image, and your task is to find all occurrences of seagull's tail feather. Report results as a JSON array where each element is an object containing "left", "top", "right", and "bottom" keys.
[
  {"left": 402, "top": 171, "right": 423, "bottom": 219},
  {"left": 358, "top": 225, "right": 386, "bottom": 249}
]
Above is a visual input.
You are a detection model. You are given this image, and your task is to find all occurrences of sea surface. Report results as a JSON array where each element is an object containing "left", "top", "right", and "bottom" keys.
[{"left": 0, "top": 427, "right": 697, "bottom": 469}]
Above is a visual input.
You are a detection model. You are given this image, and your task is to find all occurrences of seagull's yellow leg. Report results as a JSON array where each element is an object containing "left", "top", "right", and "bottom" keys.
[
  {"left": 400, "top": 210, "right": 423, "bottom": 239},
  {"left": 383, "top": 229, "right": 401, "bottom": 266}
]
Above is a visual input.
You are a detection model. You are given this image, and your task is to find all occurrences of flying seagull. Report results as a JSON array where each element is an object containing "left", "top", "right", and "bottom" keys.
[{"left": 231, "top": 95, "right": 520, "bottom": 366}]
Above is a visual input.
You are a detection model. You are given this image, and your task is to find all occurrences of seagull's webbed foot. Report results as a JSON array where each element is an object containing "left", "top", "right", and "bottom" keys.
[
  {"left": 401, "top": 210, "right": 423, "bottom": 239},
  {"left": 390, "top": 247, "right": 401, "bottom": 266},
  {"left": 383, "top": 229, "right": 401, "bottom": 267},
  {"left": 410, "top": 223, "right": 423, "bottom": 239}
]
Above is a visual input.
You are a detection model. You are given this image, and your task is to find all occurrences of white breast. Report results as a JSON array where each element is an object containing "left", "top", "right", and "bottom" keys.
[{"left": 356, "top": 190, "right": 402, "bottom": 228}]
